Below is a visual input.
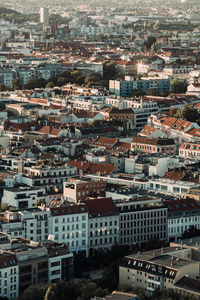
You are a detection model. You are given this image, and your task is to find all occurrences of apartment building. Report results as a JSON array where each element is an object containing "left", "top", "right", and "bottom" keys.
[
  {"left": 116, "top": 198, "right": 168, "bottom": 246},
  {"left": 106, "top": 107, "right": 134, "bottom": 130},
  {"left": 86, "top": 174, "right": 199, "bottom": 197},
  {"left": 42, "top": 240, "right": 73, "bottom": 284},
  {"left": 114, "top": 61, "right": 137, "bottom": 77},
  {"left": 63, "top": 178, "right": 106, "bottom": 203},
  {"left": 0, "top": 252, "right": 18, "bottom": 299},
  {"left": 20, "top": 163, "right": 77, "bottom": 192},
  {"left": 105, "top": 98, "right": 159, "bottom": 128},
  {"left": 109, "top": 77, "right": 170, "bottom": 97},
  {"left": 148, "top": 115, "right": 200, "bottom": 144},
  {"left": 131, "top": 137, "right": 176, "bottom": 155},
  {"left": 0, "top": 70, "right": 14, "bottom": 87},
  {"left": 49, "top": 204, "right": 89, "bottom": 256},
  {"left": 109, "top": 80, "right": 134, "bottom": 97},
  {"left": 0, "top": 233, "right": 73, "bottom": 295},
  {"left": 16, "top": 245, "right": 49, "bottom": 293},
  {"left": 179, "top": 142, "right": 200, "bottom": 160},
  {"left": 119, "top": 246, "right": 200, "bottom": 298},
  {"left": 0, "top": 208, "right": 50, "bottom": 241},
  {"left": 83, "top": 197, "right": 119, "bottom": 250},
  {"left": 164, "top": 198, "right": 200, "bottom": 240},
  {"left": 2, "top": 186, "right": 46, "bottom": 209}
]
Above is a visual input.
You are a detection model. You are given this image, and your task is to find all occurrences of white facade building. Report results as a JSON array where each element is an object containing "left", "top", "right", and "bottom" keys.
[
  {"left": 2, "top": 187, "right": 46, "bottom": 209},
  {"left": 0, "top": 253, "right": 19, "bottom": 300},
  {"left": 164, "top": 198, "right": 200, "bottom": 240},
  {"left": 84, "top": 198, "right": 119, "bottom": 250},
  {"left": 49, "top": 205, "right": 89, "bottom": 256},
  {"left": 40, "top": 7, "right": 49, "bottom": 24},
  {"left": 0, "top": 208, "right": 50, "bottom": 241}
]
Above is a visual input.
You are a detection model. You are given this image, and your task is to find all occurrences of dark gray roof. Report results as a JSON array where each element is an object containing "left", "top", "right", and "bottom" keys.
[{"left": 175, "top": 276, "right": 200, "bottom": 294}]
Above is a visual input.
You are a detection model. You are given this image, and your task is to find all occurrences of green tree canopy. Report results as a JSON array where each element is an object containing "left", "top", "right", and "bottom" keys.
[
  {"left": 171, "top": 78, "right": 187, "bottom": 94},
  {"left": 12, "top": 78, "right": 23, "bottom": 90},
  {"left": 175, "top": 104, "right": 200, "bottom": 122},
  {"left": 147, "top": 88, "right": 158, "bottom": 96},
  {"left": 46, "top": 82, "right": 55, "bottom": 88},
  {"left": 103, "top": 61, "right": 116, "bottom": 81},
  {"left": 44, "top": 287, "right": 56, "bottom": 300}
]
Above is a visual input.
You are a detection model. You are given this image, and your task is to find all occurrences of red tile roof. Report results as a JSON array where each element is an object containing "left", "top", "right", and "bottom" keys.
[
  {"left": 163, "top": 169, "right": 199, "bottom": 183},
  {"left": 50, "top": 204, "right": 87, "bottom": 216},
  {"left": 179, "top": 142, "right": 200, "bottom": 151},
  {"left": 139, "top": 125, "right": 158, "bottom": 137},
  {"left": 4, "top": 121, "right": 38, "bottom": 132},
  {"left": 83, "top": 197, "right": 118, "bottom": 217},
  {"left": 38, "top": 126, "right": 61, "bottom": 136},
  {"left": 39, "top": 126, "right": 51, "bottom": 134},
  {"left": 93, "top": 136, "right": 118, "bottom": 148},
  {"left": 164, "top": 198, "right": 200, "bottom": 212},
  {"left": 160, "top": 117, "right": 193, "bottom": 132},
  {"left": 114, "top": 141, "right": 131, "bottom": 152},
  {"left": 67, "top": 160, "right": 116, "bottom": 174},
  {"left": 186, "top": 128, "right": 200, "bottom": 138},
  {"left": 29, "top": 98, "right": 49, "bottom": 105},
  {"left": 0, "top": 254, "right": 17, "bottom": 269}
]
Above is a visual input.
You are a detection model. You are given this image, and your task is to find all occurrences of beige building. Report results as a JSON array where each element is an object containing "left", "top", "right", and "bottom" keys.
[
  {"left": 119, "top": 246, "right": 200, "bottom": 298},
  {"left": 131, "top": 137, "right": 176, "bottom": 155}
]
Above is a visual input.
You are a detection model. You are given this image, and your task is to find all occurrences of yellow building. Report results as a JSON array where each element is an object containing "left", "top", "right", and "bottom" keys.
[{"left": 119, "top": 246, "right": 200, "bottom": 298}]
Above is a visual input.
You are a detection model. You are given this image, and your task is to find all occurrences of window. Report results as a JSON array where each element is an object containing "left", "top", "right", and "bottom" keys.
[{"left": 51, "top": 261, "right": 60, "bottom": 267}]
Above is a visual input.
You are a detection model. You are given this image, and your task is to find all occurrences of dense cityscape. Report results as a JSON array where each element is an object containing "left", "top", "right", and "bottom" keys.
[{"left": 0, "top": 0, "right": 199, "bottom": 299}]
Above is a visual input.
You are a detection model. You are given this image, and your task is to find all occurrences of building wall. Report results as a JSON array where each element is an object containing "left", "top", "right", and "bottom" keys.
[
  {"left": 49, "top": 212, "right": 89, "bottom": 256},
  {"left": 89, "top": 215, "right": 119, "bottom": 249},
  {"left": 119, "top": 207, "right": 168, "bottom": 246},
  {"left": 48, "top": 252, "right": 73, "bottom": 283},
  {"left": 0, "top": 265, "right": 19, "bottom": 300}
]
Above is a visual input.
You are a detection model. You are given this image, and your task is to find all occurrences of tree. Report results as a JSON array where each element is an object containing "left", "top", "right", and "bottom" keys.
[
  {"left": 101, "top": 261, "right": 119, "bottom": 291},
  {"left": 75, "top": 75, "right": 85, "bottom": 85},
  {"left": 0, "top": 84, "right": 9, "bottom": 91},
  {"left": 147, "top": 88, "right": 158, "bottom": 96},
  {"left": 169, "top": 107, "right": 178, "bottom": 117},
  {"left": 80, "top": 281, "right": 97, "bottom": 300},
  {"left": 90, "top": 120, "right": 103, "bottom": 127},
  {"left": 12, "top": 78, "right": 23, "bottom": 90},
  {"left": 25, "top": 77, "right": 39, "bottom": 89},
  {"left": 0, "top": 103, "right": 6, "bottom": 111},
  {"left": 131, "top": 89, "right": 144, "bottom": 97},
  {"left": 57, "top": 76, "right": 67, "bottom": 87},
  {"left": 151, "top": 43, "right": 157, "bottom": 53},
  {"left": 0, "top": 203, "right": 9, "bottom": 211},
  {"left": 34, "top": 199, "right": 45, "bottom": 207},
  {"left": 103, "top": 61, "right": 116, "bottom": 80},
  {"left": 171, "top": 78, "right": 187, "bottom": 94},
  {"left": 144, "top": 36, "right": 157, "bottom": 50},
  {"left": 175, "top": 105, "right": 200, "bottom": 122},
  {"left": 25, "top": 77, "right": 47, "bottom": 89},
  {"left": 46, "top": 82, "right": 55, "bottom": 88},
  {"left": 20, "top": 284, "right": 49, "bottom": 300},
  {"left": 44, "top": 287, "right": 56, "bottom": 300},
  {"left": 182, "top": 225, "right": 200, "bottom": 239}
]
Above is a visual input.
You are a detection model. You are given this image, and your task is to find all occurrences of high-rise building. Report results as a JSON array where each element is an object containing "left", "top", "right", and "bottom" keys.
[{"left": 40, "top": 8, "right": 49, "bottom": 25}]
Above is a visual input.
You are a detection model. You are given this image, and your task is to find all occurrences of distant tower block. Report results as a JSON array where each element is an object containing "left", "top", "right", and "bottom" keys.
[
  {"left": 40, "top": 7, "right": 49, "bottom": 25},
  {"left": 144, "top": 20, "right": 147, "bottom": 32}
]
